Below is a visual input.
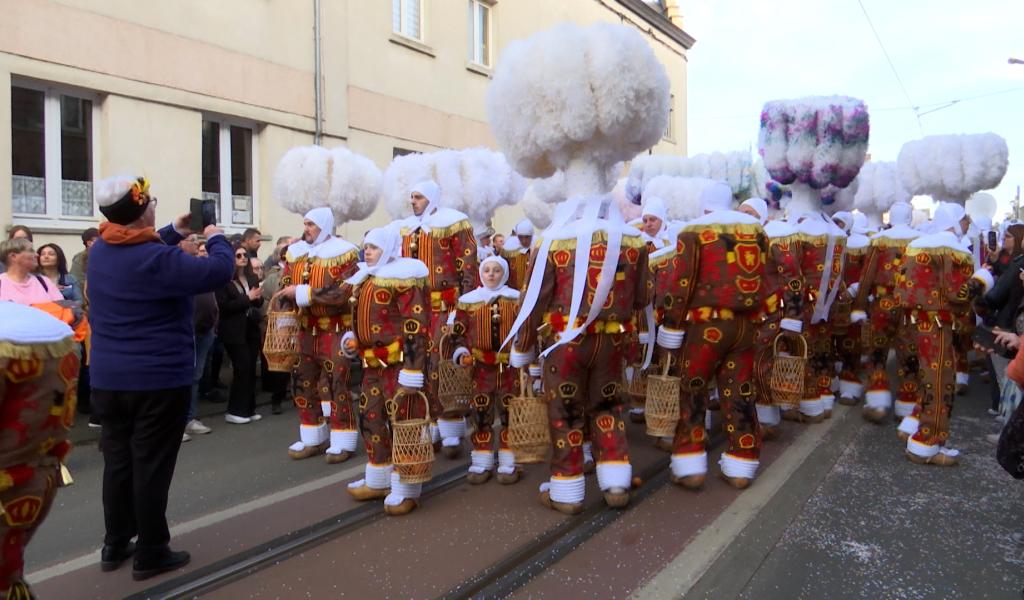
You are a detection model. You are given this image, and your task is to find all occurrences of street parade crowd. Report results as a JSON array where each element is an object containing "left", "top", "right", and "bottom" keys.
[{"left": 0, "top": 20, "right": 1018, "bottom": 597}]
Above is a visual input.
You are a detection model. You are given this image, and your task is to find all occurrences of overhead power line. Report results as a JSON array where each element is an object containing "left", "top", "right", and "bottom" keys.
[{"left": 856, "top": 0, "right": 923, "bottom": 133}]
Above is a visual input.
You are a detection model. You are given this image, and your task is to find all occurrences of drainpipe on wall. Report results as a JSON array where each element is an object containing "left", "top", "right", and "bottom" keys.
[{"left": 313, "top": 0, "right": 324, "bottom": 145}]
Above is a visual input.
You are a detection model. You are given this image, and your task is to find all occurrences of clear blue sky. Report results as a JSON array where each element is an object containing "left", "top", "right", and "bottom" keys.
[{"left": 684, "top": 0, "right": 1024, "bottom": 218}]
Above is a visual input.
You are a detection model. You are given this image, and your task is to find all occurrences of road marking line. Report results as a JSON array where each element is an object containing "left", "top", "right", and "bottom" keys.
[
  {"left": 27, "top": 462, "right": 366, "bottom": 584},
  {"left": 630, "top": 406, "right": 855, "bottom": 600}
]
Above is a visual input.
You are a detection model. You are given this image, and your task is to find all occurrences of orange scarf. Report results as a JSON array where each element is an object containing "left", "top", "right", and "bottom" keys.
[{"left": 99, "top": 221, "right": 161, "bottom": 245}]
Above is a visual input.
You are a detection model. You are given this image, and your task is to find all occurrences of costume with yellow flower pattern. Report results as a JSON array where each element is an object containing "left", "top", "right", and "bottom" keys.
[
  {"left": 282, "top": 208, "right": 361, "bottom": 462},
  {"left": 0, "top": 303, "right": 78, "bottom": 599},
  {"left": 656, "top": 184, "right": 768, "bottom": 489}
]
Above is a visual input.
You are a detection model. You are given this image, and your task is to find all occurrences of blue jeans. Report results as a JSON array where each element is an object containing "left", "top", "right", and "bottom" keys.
[{"left": 191, "top": 331, "right": 216, "bottom": 421}]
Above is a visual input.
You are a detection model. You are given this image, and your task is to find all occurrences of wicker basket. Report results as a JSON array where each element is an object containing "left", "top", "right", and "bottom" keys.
[
  {"left": 623, "top": 362, "right": 648, "bottom": 409},
  {"left": 388, "top": 390, "right": 435, "bottom": 484},
  {"left": 437, "top": 333, "right": 473, "bottom": 416},
  {"left": 508, "top": 371, "right": 550, "bottom": 464},
  {"left": 645, "top": 356, "right": 680, "bottom": 438},
  {"left": 263, "top": 293, "right": 300, "bottom": 372},
  {"left": 769, "top": 333, "right": 808, "bottom": 406}
]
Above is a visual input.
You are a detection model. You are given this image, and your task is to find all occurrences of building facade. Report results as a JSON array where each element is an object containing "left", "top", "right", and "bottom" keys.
[{"left": 1, "top": 0, "right": 693, "bottom": 248}]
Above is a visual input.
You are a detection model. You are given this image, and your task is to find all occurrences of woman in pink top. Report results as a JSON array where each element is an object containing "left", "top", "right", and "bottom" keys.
[{"left": 0, "top": 238, "right": 63, "bottom": 305}]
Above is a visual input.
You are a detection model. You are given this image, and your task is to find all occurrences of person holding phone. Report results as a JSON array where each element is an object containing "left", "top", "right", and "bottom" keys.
[
  {"left": 216, "top": 245, "right": 264, "bottom": 424},
  {"left": 88, "top": 175, "right": 233, "bottom": 580}
]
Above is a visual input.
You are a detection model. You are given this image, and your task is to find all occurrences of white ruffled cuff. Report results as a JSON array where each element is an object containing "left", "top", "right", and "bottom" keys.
[
  {"left": 972, "top": 269, "right": 995, "bottom": 293},
  {"left": 299, "top": 423, "right": 328, "bottom": 446},
  {"left": 897, "top": 416, "right": 920, "bottom": 437},
  {"left": 800, "top": 398, "right": 824, "bottom": 417},
  {"left": 385, "top": 471, "right": 422, "bottom": 504},
  {"left": 528, "top": 363, "right": 542, "bottom": 378},
  {"left": 438, "top": 417, "right": 466, "bottom": 442},
  {"left": 906, "top": 436, "right": 939, "bottom": 458},
  {"left": 850, "top": 310, "right": 867, "bottom": 324},
  {"left": 638, "top": 331, "right": 652, "bottom": 345},
  {"left": 452, "top": 347, "right": 470, "bottom": 365},
  {"left": 347, "top": 463, "right": 394, "bottom": 491},
  {"left": 295, "top": 284, "right": 313, "bottom": 308},
  {"left": 543, "top": 476, "right": 585, "bottom": 504},
  {"left": 780, "top": 318, "right": 803, "bottom": 333},
  {"left": 510, "top": 348, "right": 534, "bottom": 368},
  {"left": 328, "top": 429, "right": 359, "bottom": 453},
  {"left": 864, "top": 389, "right": 892, "bottom": 410},
  {"left": 596, "top": 462, "right": 632, "bottom": 491},
  {"left": 656, "top": 326, "right": 685, "bottom": 350},
  {"left": 469, "top": 450, "right": 495, "bottom": 473},
  {"left": 720, "top": 453, "right": 759, "bottom": 479},
  {"left": 755, "top": 404, "right": 781, "bottom": 426},
  {"left": 670, "top": 452, "right": 707, "bottom": 478},
  {"left": 398, "top": 369, "right": 424, "bottom": 388},
  {"left": 497, "top": 449, "right": 516, "bottom": 474},
  {"left": 894, "top": 400, "right": 916, "bottom": 418}
]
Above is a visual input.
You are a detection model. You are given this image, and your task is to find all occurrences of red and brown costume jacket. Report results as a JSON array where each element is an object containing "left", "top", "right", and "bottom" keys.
[
  {"left": 282, "top": 237, "right": 360, "bottom": 333},
  {"left": 498, "top": 246, "right": 531, "bottom": 292},
  {"left": 853, "top": 225, "right": 920, "bottom": 315},
  {"left": 398, "top": 208, "right": 480, "bottom": 312},
  {"left": 513, "top": 226, "right": 650, "bottom": 354},
  {"left": 659, "top": 212, "right": 769, "bottom": 331},
  {"left": 792, "top": 218, "right": 847, "bottom": 324},
  {"left": 450, "top": 288, "right": 521, "bottom": 366},
  {"left": 895, "top": 231, "right": 989, "bottom": 327},
  {"left": 762, "top": 220, "right": 804, "bottom": 321}
]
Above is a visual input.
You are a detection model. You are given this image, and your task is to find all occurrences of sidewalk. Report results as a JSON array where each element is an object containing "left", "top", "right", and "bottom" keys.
[{"left": 682, "top": 383, "right": 1024, "bottom": 600}]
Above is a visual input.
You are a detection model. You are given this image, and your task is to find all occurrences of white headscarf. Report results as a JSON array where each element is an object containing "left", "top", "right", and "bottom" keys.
[
  {"left": 641, "top": 196, "right": 669, "bottom": 224},
  {"left": 851, "top": 212, "right": 870, "bottom": 235},
  {"left": 304, "top": 207, "right": 335, "bottom": 246},
  {"left": 410, "top": 180, "right": 441, "bottom": 231},
  {"left": 889, "top": 202, "right": 913, "bottom": 227},
  {"left": 514, "top": 219, "right": 535, "bottom": 237},
  {"left": 346, "top": 226, "right": 402, "bottom": 284},
  {"left": 931, "top": 202, "right": 967, "bottom": 235},
  {"left": 740, "top": 198, "right": 768, "bottom": 225},
  {"left": 460, "top": 254, "right": 519, "bottom": 303},
  {"left": 832, "top": 211, "right": 853, "bottom": 234},
  {"left": 700, "top": 182, "right": 733, "bottom": 213}
]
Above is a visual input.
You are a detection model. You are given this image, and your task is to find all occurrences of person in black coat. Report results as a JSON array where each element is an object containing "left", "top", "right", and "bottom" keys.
[{"left": 216, "top": 245, "right": 264, "bottom": 423}]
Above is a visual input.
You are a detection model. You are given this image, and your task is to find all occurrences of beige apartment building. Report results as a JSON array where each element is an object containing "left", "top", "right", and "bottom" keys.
[{"left": 0, "top": 0, "right": 693, "bottom": 249}]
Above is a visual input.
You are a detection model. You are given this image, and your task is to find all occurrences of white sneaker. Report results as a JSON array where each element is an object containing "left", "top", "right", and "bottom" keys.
[
  {"left": 185, "top": 419, "right": 212, "bottom": 435},
  {"left": 225, "top": 414, "right": 251, "bottom": 424},
  {"left": 249, "top": 413, "right": 262, "bottom": 422},
  {"left": 182, "top": 432, "right": 192, "bottom": 443}
]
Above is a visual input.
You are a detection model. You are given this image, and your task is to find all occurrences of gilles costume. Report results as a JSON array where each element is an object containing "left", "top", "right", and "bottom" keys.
[
  {"left": 343, "top": 227, "right": 432, "bottom": 515},
  {"left": 450, "top": 255, "right": 522, "bottom": 484},
  {"left": 396, "top": 181, "right": 479, "bottom": 455},
  {"left": 282, "top": 207, "right": 361, "bottom": 461},
  {"left": 895, "top": 204, "right": 992, "bottom": 465},
  {"left": 791, "top": 212, "right": 848, "bottom": 421},
  {"left": 744, "top": 199, "right": 802, "bottom": 435},
  {"left": 510, "top": 196, "right": 649, "bottom": 513},
  {"left": 498, "top": 219, "right": 534, "bottom": 291},
  {"left": 656, "top": 184, "right": 768, "bottom": 488},
  {"left": 833, "top": 212, "right": 870, "bottom": 405},
  {"left": 0, "top": 303, "right": 77, "bottom": 599},
  {"left": 853, "top": 202, "right": 919, "bottom": 421}
]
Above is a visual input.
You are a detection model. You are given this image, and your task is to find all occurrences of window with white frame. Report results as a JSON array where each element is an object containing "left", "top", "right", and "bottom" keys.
[
  {"left": 467, "top": 0, "right": 491, "bottom": 67},
  {"left": 201, "top": 117, "right": 257, "bottom": 228},
  {"left": 10, "top": 82, "right": 98, "bottom": 221},
  {"left": 392, "top": 0, "right": 423, "bottom": 41}
]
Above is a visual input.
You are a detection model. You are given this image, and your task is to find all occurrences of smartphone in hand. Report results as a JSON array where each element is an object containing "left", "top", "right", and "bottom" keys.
[{"left": 189, "top": 198, "right": 217, "bottom": 232}]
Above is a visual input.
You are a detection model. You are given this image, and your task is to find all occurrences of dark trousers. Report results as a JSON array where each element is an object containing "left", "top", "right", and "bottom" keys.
[
  {"left": 77, "top": 342, "right": 92, "bottom": 413},
  {"left": 225, "top": 338, "right": 258, "bottom": 418},
  {"left": 94, "top": 386, "right": 189, "bottom": 561}
]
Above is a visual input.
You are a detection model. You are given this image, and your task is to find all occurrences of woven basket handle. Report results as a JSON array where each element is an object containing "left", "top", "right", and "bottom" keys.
[
  {"left": 387, "top": 389, "right": 430, "bottom": 423},
  {"left": 660, "top": 353, "right": 673, "bottom": 377},
  {"left": 773, "top": 332, "right": 808, "bottom": 359},
  {"left": 269, "top": 290, "right": 292, "bottom": 312},
  {"left": 519, "top": 369, "right": 535, "bottom": 399}
]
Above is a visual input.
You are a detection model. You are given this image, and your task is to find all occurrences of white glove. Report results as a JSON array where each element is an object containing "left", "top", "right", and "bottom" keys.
[
  {"left": 847, "top": 282, "right": 860, "bottom": 298},
  {"left": 528, "top": 363, "right": 542, "bottom": 378},
  {"left": 656, "top": 327, "right": 685, "bottom": 350},
  {"left": 510, "top": 348, "right": 534, "bottom": 368},
  {"left": 850, "top": 310, "right": 868, "bottom": 324},
  {"left": 452, "top": 346, "right": 470, "bottom": 365},
  {"left": 780, "top": 318, "right": 803, "bottom": 334}
]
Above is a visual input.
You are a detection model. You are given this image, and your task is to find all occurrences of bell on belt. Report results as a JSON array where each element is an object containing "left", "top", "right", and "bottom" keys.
[
  {"left": 60, "top": 463, "right": 74, "bottom": 487},
  {"left": 409, "top": 239, "right": 418, "bottom": 254},
  {"left": 491, "top": 303, "right": 501, "bottom": 323}
]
